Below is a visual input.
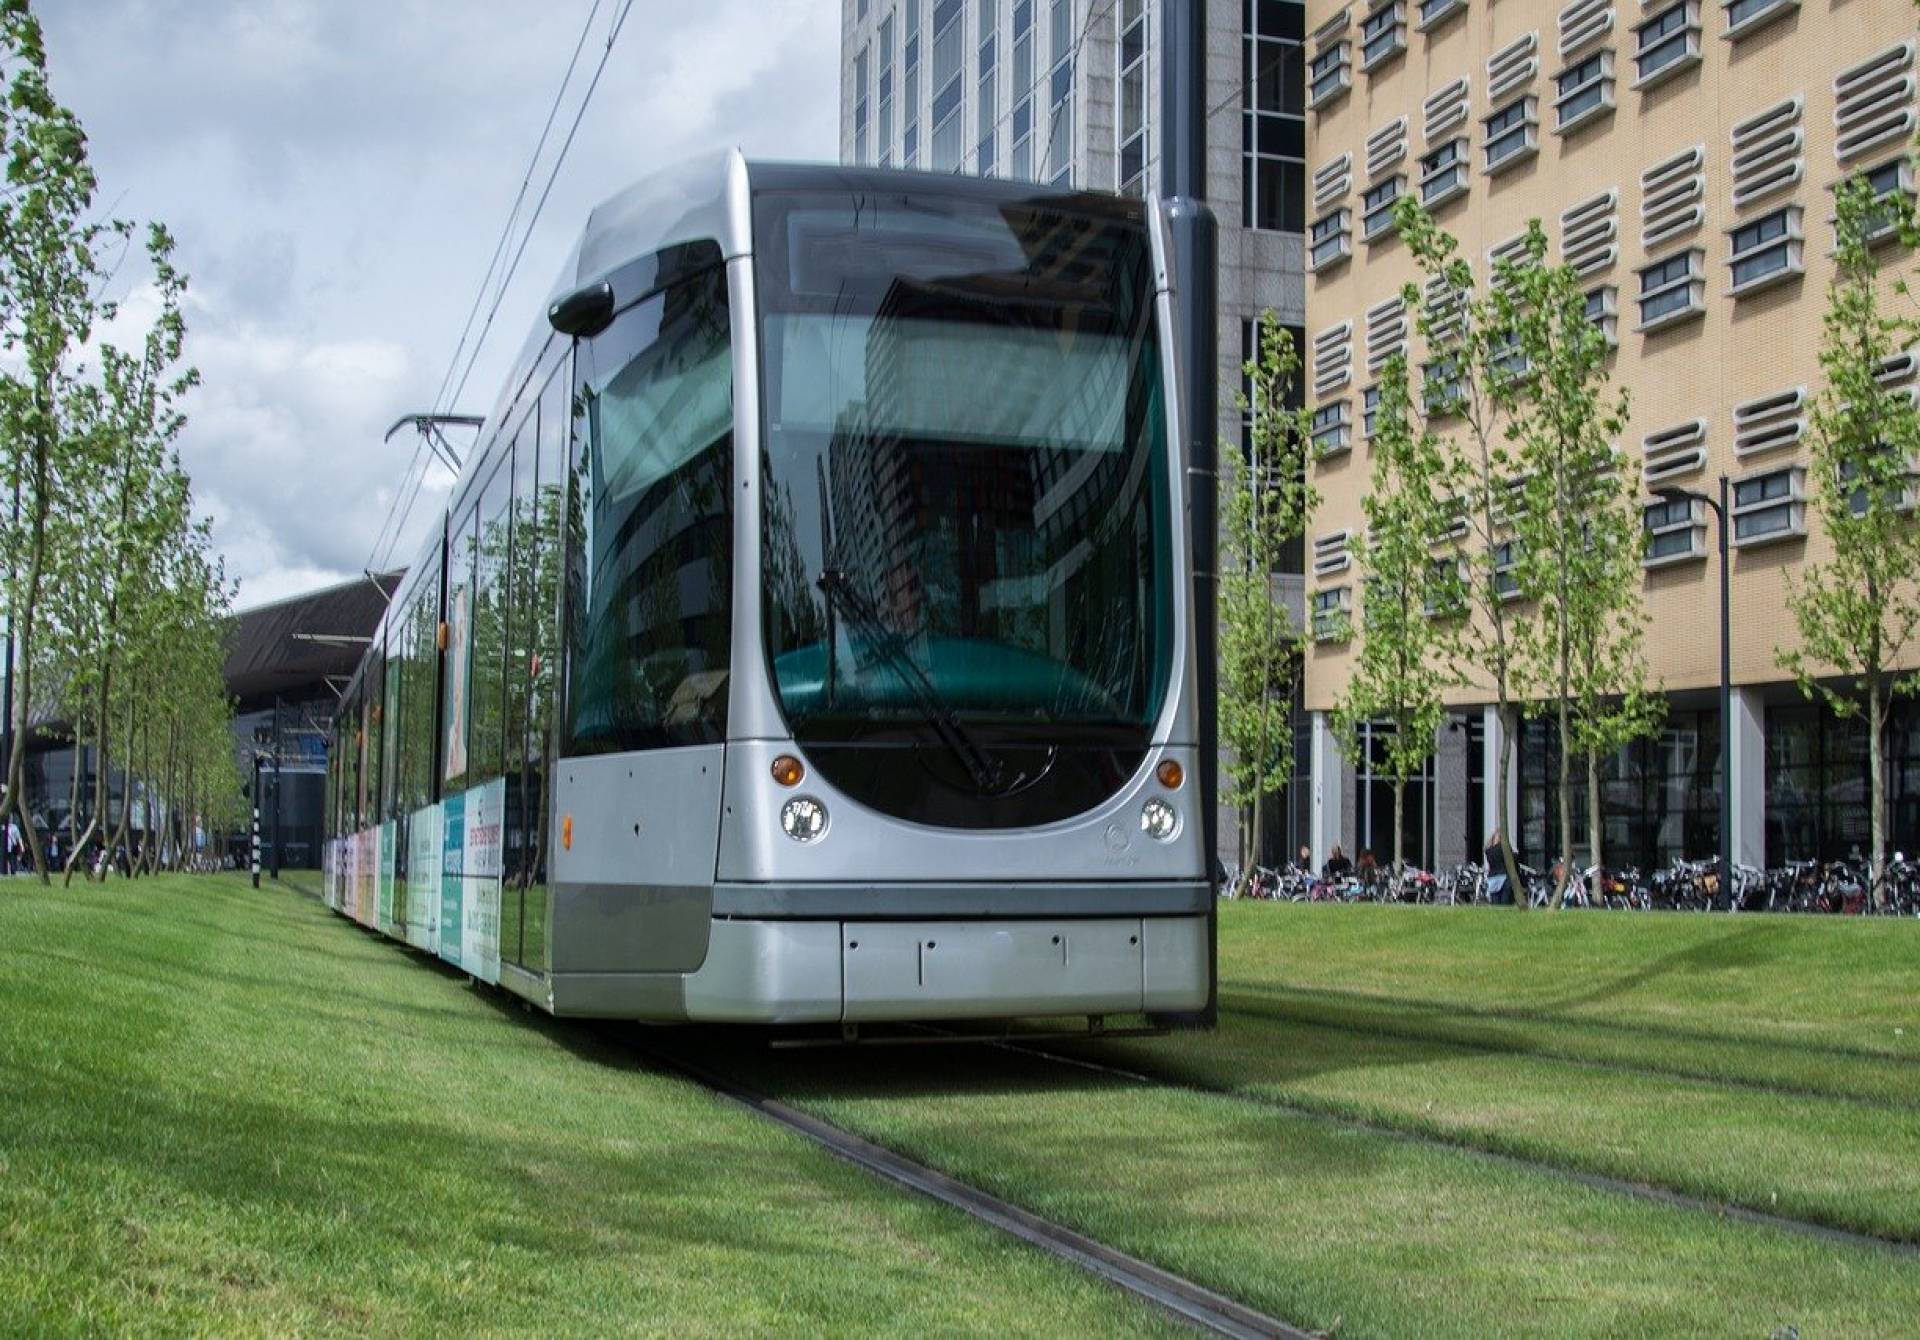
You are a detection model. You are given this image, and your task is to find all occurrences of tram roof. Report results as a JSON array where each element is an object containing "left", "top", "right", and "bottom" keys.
[{"left": 559, "top": 151, "right": 1132, "bottom": 300}]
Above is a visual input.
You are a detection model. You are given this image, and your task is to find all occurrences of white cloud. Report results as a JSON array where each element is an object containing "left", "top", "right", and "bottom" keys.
[{"left": 36, "top": 1, "right": 840, "bottom": 610}]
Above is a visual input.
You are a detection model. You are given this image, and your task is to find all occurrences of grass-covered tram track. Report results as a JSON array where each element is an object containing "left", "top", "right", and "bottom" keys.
[{"left": 713, "top": 902, "right": 1920, "bottom": 1336}]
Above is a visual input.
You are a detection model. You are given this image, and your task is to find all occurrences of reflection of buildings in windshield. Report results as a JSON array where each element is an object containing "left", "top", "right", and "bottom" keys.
[
  {"left": 573, "top": 268, "right": 733, "bottom": 748},
  {"left": 816, "top": 266, "right": 1153, "bottom": 713}
]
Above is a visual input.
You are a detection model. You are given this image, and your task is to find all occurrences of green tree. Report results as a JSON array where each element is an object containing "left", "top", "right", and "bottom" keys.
[
  {"left": 48, "top": 226, "right": 198, "bottom": 877},
  {"left": 1778, "top": 177, "right": 1920, "bottom": 908},
  {"left": 1387, "top": 196, "right": 1532, "bottom": 898},
  {"left": 1219, "top": 312, "right": 1314, "bottom": 881},
  {"left": 1495, "top": 222, "right": 1656, "bottom": 904},
  {"left": 1333, "top": 352, "right": 1461, "bottom": 880},
  {"left": 0, "top": 0, "right": 122, "bottom": 877}
]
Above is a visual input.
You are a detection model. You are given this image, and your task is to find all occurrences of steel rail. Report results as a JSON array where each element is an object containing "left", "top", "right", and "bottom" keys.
[{"left": 636, "top": 1044, "right": 1311, "bottom": 1339}]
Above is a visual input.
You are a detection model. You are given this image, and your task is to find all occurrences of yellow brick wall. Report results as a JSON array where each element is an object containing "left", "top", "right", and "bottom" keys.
[{"left": 1301, "top": 0, "right": 1919, "bottom": 713}]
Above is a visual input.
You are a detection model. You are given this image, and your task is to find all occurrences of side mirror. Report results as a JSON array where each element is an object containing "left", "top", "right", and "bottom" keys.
[{"left": 548, "top": 281, "right": 615, "bottom": 338}]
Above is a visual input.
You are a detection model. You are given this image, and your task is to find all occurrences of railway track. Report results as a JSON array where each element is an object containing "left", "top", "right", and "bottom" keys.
[{"left": 627, "top": 1035, "right": 1314, "bottom": 1339}]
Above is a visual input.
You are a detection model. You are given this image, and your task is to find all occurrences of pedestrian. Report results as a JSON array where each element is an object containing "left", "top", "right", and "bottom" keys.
[
  {"left": 1322, "top": 844, "right": 1353, "bottom": 881},
  {"left": 4, "top": 815, "right": 19, "bottom": 875},
  {"left": 1485, "top": 828, "right": 1514, "bottom": 905}
]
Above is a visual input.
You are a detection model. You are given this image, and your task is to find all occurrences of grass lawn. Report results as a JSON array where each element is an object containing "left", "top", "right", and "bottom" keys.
[
  {"left": 0, "top": 873, "right": 1172, "bottom": 1334},
  {"left": 13, "top": 874, "right": 1919, "bottom": 1336}
]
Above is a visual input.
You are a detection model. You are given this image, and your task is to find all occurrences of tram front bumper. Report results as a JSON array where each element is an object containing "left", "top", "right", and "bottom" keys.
[{"left": 684, "top": 911, "right": 1211, "bottom": 1024}]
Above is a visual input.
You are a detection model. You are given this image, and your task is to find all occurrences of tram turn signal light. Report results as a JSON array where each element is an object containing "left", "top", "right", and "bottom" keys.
[
  {"left": 770, "top": 755, "right": 805, "bottom": 787},
  {"left": 1156, "top": 760, "right": 1184, "bottom": 789},
  {"left": 562, "top": 813, "right": 573, "bottom": 851}
]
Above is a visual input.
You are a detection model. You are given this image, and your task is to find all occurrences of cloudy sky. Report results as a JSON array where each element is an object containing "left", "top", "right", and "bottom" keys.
[{"left": 41, "top": 1, "right": 841, "bottom": 610}]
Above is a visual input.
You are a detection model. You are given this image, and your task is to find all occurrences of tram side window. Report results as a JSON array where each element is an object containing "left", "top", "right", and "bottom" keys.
[
  {"left": 360, "top": 657, "right": 382, "bottom": 830},
  {"left": 471, "top": 459, "right": 512, "bottom": 783},
  {"left": 443, "top": 507, "right": 479, "bottom": 792},
  {"left": 364, "top": 648, "right": 384, "bottom": 825},
  {"left": 511, "top": 392, "right": 562, "bottom": 819},
  {"left": 404, "top": 575, "right": 439, "bottom": 812},
  {"left": 567, "top": 260, "right": 733, "bottom": 753},
  {"left": 381, "top": 624, "right": 403, "bottom": 821}
]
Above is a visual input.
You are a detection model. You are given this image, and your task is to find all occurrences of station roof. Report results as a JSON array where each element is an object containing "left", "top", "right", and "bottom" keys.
[{"left": 224, "top": 573, "right": 398, "bottom": 709}]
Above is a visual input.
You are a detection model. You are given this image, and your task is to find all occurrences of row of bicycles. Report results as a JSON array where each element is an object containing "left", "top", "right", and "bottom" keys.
[{"left": 1222, "top": 853, "right": 1920, "bottom": 915}]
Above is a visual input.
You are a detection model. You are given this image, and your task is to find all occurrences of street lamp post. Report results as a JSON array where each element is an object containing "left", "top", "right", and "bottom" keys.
[{"left": 1654, "top": 476, "right": 1733, "bottom": 896}]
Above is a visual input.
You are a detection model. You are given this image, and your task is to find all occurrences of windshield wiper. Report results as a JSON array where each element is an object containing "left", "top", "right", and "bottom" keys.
[{"left": 815, "top": 567, "right": 1009, "bottom": 794}]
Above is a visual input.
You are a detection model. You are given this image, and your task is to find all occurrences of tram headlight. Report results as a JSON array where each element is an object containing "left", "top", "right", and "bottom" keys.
[
  {"left": 1140, "top": 797, "right": 1180, "bottom": 842},
  {"left": 780, "top": 795, "right": 830, "bottom": 843}
]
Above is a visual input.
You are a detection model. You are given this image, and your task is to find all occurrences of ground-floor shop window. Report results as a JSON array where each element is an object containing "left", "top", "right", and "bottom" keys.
[{"left": 1765, "top": 703, "right": 1920, "bottom": 864}]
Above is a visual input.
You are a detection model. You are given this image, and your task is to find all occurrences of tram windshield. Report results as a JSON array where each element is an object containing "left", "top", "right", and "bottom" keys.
[{"left": 754, "top": 184, "right": 1173, "bottom": 828}]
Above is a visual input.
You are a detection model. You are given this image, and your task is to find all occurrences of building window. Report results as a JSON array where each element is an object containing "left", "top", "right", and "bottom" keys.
[
  {"left": 1417, "top": 0, "right": 1466, "bottom": 30},
  {"left": 1489, "top": 327, "right": 1530, "bottom": 384},
  {"left": 1309, "top": 39, "right": 1351, "bottom": 107},
  {"left": 1243, "top": 0, "right": 1307, "bottom": 232},
  {"left": 1841, "top": 449, "right": 1917, "bottom": 517},
  {"left": 1116, "top": 0, "right": 1148, "bottom": 194},
  {"left": 1585, "top": 284, "right": 1619, "bottom": 347},
  {"left": 1312, "top": 400, "right": 1353, "bottom": 457},
  {"left": 1491, "top": 540, "right": 1523, "bottom": 601},
  {"left": 1730, "top": 465, "right": 1807, "bottom": 545},
  {"left": 854, "top": 46, "right": 871, "bottom": 165},
  {"left": 904, "top": 5, "right": 923, "bottom": 169},
  {"left": 1424, "top": 556, "right": 1468, "bottom": 618},
  {"left": 1633, "top": 1, "right": 1700, "bottom": 89},
  {"left": 1766, "top": 702, "right": 1920, "bottom": 866},
  {"left": 1636, "top": 249, "right": 1705, "bottom": 331},
  {"left": 1420, "top": 138, "right": 1468, "bottom": 208},
  {"left": 1848, "top": 158, "right": 1917, "bottom": 247},
  {"left": 1423, "top": 355, "right": 1464, "bottom": 416},
  {"left": 1310, "top": 208, "right": 1353, "bottom": 270},
  {"left": 1727, "top": 206, "right": 1803, "bottom": 295},
  {"left": 1312, "top": 586, "right": 1353, "bottom": 641},
  {"left": 1554, "top": 50, "right": 1615, "bottom": 132},
  {"left": 1009, "top": 0, "right": 1032, "bottom": 178},
  {"left": 931, "top": 0, "right": 965, "bottom": 171},
  {"left": 878, "top": 16, "right": 897, "bottom": 167},
  {"left": 1362, "top": 176, "right": 1404, "bottom": 241},
  {"left": 1483, "top": 97, "right": 1538, "bottom": 174},
  {"left": 1643, "top": 497, "right": 1707, "bottom": 567},
  {"left": 1362, "top": 383, "right": 1383, "bottom": 439},
  {"left": 1360, "top": 2, "right": 1406, "bottom": 72},
  {"left": 1724, "top": 0, "right": 1796, "bottom": 41}
]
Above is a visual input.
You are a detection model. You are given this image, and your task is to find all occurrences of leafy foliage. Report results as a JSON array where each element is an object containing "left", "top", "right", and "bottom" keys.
[
  {"left": 1334, "top": 351, "right": 1460, "bottom": 874},
  {"left": 1219, "top": 313, "right": 1313, "bottom": 872},
  {"left": 0, "top": 0, "right": 233, "bottom": 880},
  {"left": 1778, "top": 177, "right": 1920, "bottom": 906}
]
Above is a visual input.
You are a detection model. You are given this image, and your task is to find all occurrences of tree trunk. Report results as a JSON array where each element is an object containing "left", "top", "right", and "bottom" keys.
[
  {"left": 1493, "top": 702, "right": 1524, "bottom": 907},
  {"left": 1869, "top": 680, "right": 1887, "bottom": 911},
  {"left": 5, "top": 413, "right": 54, "bottom": 884},
  {"left": 1392, "top": 773, "right": 1406, "bottom": 888},
  {"left": 1586, "top": 750, "right": 1604, "bottom": 905},
  {"left": 1551, "top": 704, "right": 1572, "bottom": 908}
]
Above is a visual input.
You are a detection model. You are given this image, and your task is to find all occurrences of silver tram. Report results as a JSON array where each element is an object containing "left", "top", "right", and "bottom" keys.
[{"left": 323, "top": 153, "right": 1213, "bottom": 1027}]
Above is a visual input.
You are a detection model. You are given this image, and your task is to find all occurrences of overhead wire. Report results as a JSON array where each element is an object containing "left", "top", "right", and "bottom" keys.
[
  {"left": 429, "top": 0, "right": 607, "bottom": 417},
  {"left": 440, "top": 0, "right": 639, "bottom": 414},
  {"left": 362, "top": 0, "right": 634, "bottom": 587}
]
